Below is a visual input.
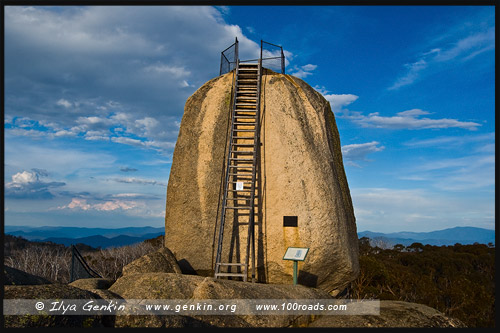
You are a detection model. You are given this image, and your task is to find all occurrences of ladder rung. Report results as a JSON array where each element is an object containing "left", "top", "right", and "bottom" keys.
[
  {"left": 215, "top": 273, "right": 246, "bottom": 278},
  {"left": 225, "top": 206, "right": 252, "bottom": 210},
  {"left": 234, "top": 116, "right": 256, "bottom": 119},
  {"left": 233, "top": 129, "right": 256, "bottom": 132},
  {"left": 217, "top": 263, "right": 246, "bottom": 266},
  {"left": 231, "top": 152, "right": 255, "bottom": 155},
  {"left": 230, "top": 158, "right": 254, "bottom": 161},
  {"left": 229, "top": 165, "right": 255, "bottom": 168},
  {"left": 232, "top": 136, "right": 255, "bottom": 140},
  {"left": 232, "top": 143, "right": 255, "bottom": 146},
  {"left": 233, "top": 122, "right": 255, "bottom": 125}
]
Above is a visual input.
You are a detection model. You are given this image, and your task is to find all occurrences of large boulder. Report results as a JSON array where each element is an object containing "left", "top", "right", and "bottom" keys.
[
  {"left": 164, "top": 68, "right": 359, "bottom": 293},
  {"left": 109, "top": 272, "right": 333, "bottom": 327},
  {"left": 3, "top": 284, "right": 114, "bottom": 328},
  {"left": 308, "top": 300, "right": 467, "bottom": 328},
  {"left": 121, "top": 247, "right": 182, "bottom": 276},
  {"left": 4, "top": 266, "right": 52, "bottom": 285}
]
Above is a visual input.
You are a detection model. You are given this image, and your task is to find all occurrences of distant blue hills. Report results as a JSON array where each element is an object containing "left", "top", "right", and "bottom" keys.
[
  {"left": 4, "top": 225, "right": 494, "bottom": 249},
  {"left": 358, "top": 226, "right": 495, "bottom": 248},
  {"left": 5, "top": 226, "right": 164, "bottom": 249}
]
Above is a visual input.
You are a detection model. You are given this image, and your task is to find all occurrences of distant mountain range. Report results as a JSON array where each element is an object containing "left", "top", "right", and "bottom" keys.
[
  {"left": 358, "top": 226, "right": 495, "bottom": 248},
  {"left": 5, "top": 225, "right": 494, "bottom": 249},
  {"left": 5, "top": 226, "right": 164, "bottom": 249}
]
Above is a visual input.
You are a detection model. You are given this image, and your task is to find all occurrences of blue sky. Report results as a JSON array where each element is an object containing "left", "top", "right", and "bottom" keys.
[{"left": 4, "top": 6, "right": 495, "bottom": 232}]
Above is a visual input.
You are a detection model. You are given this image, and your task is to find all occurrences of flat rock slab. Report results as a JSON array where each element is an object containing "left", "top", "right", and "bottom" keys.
[
  {"left": 69, "top": 278, "right": 115, "bottom": 290},
  {"left": 308, "top": 300, "right": 467, "bottom": 328},
  {"left": 109, "top": 272, "right": 333, "bottom": 327}
]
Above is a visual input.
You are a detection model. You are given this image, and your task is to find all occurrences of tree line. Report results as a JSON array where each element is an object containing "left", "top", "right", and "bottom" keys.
[{"left": 346, "top": 237, "right": 495, "bottom": 328}]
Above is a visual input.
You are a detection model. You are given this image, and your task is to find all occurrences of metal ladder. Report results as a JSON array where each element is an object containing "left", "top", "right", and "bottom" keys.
[{"left": 214, "top": 59, "right": 262, "bottom": 282}]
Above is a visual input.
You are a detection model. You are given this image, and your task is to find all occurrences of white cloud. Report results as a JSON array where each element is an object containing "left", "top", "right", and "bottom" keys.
[
  {"left": 110, "top": 177, "right": 167, "bottom": 187},
  {"left": 342, "top": 141, "right": 385, "bottom": 162},
  {"left": 143, "top": 63, "right": 190, "bottom": 78},
  {"left": 389, "top": 27, "right": 494, "bottom": 90},
  {"left": 111, "top": 136, "right": 146, "bottom": 147},
  {"left": 11, "top": 170, "right": 39, "bottom": 184},
  {"left": 5, "top": 169, "right": 66, "bottom": 199},
  {"left": 388, "top": 59, "right": 427, "bottom": 90},
  {"left": 314, "top": 89, "right": 481, "bottom": 131},
  {"left": 341, "top": 108, "right": 480, "bottom": 130},
  {"left": 58, "top": 198, "right": 138, "bottom": 211},
  {"left": 323, "top": 93, "right": 359, "bottom": 113},
  {"left": 289, "top": 64, "right": 318, "bottom": 78},
  {"left": 435, "top": 27, "right": 495, "bottom": 62},
  {"left": 56, "top": 99, "right": 72, "bottom": 108},
  {"left": 403, "top": 132, "right": 494, "bottom": 148}
]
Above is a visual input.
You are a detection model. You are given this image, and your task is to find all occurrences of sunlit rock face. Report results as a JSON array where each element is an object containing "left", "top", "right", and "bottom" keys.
[{"left": 164, "top": 68, "right": 359, "bottom": 294}]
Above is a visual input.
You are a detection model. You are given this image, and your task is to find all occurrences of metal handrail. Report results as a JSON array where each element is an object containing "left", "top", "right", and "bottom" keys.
[
  {"left": 261, "top": 40, "right": 285, "bottom": 74},
  {"left": 220, "top": 38, "right": 285, "bottom": 75}
]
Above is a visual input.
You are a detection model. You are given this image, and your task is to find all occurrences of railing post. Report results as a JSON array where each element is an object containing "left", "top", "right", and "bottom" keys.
[
  {"left": 281, "top": 47, "right": 285, "bottom": 74},
  {"left": 260, "top": 40, "right": 263, "bottom": 65},
  {"left": 235, "top": 37, "right": 239, "bottom": 70},
  {"left": 220, "top": 53, "right": 224, "bottom": 76}
]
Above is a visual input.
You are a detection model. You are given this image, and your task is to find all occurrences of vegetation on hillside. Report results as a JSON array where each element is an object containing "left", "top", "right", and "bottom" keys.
[
  {"left": 346, "top": 237, "right": 495, "bottom": 328},
  {"left": 4, "top": 234, "right": 164, "bottom": 283},
  {"left": 4, "top": 234, "right": 494, "bottom": 327}
]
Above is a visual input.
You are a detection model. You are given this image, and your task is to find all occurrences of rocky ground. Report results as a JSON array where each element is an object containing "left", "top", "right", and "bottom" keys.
[{"left": 3, "top": 247, "right": 466, "bottom": 328}]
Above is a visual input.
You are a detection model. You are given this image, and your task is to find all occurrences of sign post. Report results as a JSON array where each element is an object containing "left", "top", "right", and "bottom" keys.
[{"left": 283, "top": 247, "right": 309, "bottom": 285}]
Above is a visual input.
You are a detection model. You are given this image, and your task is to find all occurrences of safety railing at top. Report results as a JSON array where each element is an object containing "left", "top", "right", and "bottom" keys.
[
  {"left": 260, "top": 40, "right": 285, "bottom": 74},
  {"left": 220, "top": 38, "right": 285, "bottom": 75},
  {"left": 220, "top": 37, "right": 239, "bottom": 76}
]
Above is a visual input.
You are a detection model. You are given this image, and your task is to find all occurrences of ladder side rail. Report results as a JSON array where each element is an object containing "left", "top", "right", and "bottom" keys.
[
  {"left": 244, "top": 59, "right": 262, "bottom": 283},
  {"left": 214, "top": 59, "right": 240, "bottom": 275}
]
